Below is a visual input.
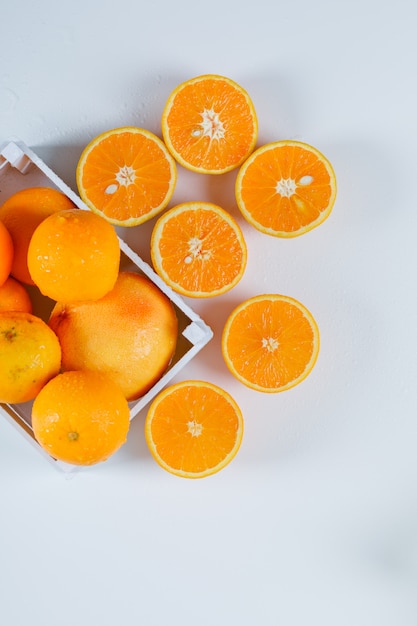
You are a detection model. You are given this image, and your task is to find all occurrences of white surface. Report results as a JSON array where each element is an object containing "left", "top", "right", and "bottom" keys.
[{"left": 1, "top": 1, "right": 416, "bottom": 624}]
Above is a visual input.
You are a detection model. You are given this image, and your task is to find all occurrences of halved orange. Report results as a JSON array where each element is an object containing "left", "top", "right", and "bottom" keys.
[
  {"left": 150, "top": 202, "right": 247, "bottom": 298},
  {"left": 76, "top": 127, "right": 177, "bottom": 226},
  {"left": 145, "top": 380, "right": 244, "bottom": 478},
  {"left": 222, "top": 294, "right": 320, "bottom": 393},
  {"left": 161, "top": 74, "right": 258, "bottom": 174},
  {"left": 235, "top": 140, "right": 337, "bottom": 237}
]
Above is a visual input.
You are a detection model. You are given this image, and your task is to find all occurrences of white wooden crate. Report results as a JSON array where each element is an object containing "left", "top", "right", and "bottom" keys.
[{"left": 0, "top": 139, "right": 213, "bottom": 474}]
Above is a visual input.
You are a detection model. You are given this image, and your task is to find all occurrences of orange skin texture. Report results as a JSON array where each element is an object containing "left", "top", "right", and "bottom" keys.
[
  {"left": 27, "top": 208, "right": 120, "bottom": 303},
  {"left": 32, "top": 370, "right": 131, "bottom": 466},
  {"left": 0, "top": 276, "right": 32, "bottom": 313},
  {"left": 0, "top": 311, "right": 62, "bottom": 404},
  {"left": 0, "top": 187, "right": 75, "bottom": 285},
  {"left": 49, "top": 272, "right": 178, "bottom": 401},
  {"left": 0, "top": 220, "right": 14, "bottom": 286}
]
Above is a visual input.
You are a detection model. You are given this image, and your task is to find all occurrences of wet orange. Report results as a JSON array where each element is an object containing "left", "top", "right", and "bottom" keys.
[
  {"left": 161, "top": 74, "right": 258, "bottom": 174},
  {"left": 31, "top": 370, "right": 130, "bottom": 466},
  {"left": 145, "top": 380, "right": 244, "bottom": 478},
  {"left": 222, "top": 294, "right": 320, "bottom": 392},
  {"left": 151, "top": 202, "right": 247, "bottom": 297},
  {"left": 0, "top": 311, "right": 61, "bottom": 404},
  {"left": 0, "top": 187, "right": 76, "bottom": 284},
  {"left": 0, "top": 276, "right": 32, "bottom": 313},
  {"left": 48, "top": 272, "right": 178, "bottom": 401},
  {"left": 27, "top": 208, "right": 120, "bottom": 302},
  {"left": 0, "top": 220, "right": 14, "bottom": 286}
]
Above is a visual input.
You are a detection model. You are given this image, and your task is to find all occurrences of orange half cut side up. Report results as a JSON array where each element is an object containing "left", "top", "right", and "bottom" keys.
[
  {"left": 76, "top": 127, "right": 177, "bottom": 227},
  {"left": 236, "top": 140, "right": 337, "bottom": 237}
]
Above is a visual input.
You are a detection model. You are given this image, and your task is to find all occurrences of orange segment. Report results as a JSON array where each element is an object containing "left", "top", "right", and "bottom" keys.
[
  {"left": 235, "top": 140, "right": 337, "bottom": 237},
  {"left": 76, "top": 127, "right": 177, "bottom": 226},
  {"left": 222, "top": 295, "right": 320, "bottom": 392},
  {"left": 145, "top": 380, "right": 244, "bottom": 478},
  {"left": 150, "top": 202, "right": 247, "bottom": 298},
  {"left": 161, "top": 75, "right": 258, "bottom": 174}
]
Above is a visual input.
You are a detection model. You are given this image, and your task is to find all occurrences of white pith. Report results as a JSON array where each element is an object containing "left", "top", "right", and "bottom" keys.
[
  {"left": 184, "top": 237, "right": 212, "bottom": 264},
  {"left": 275, "top": 174, "right": 314, "bottom": 199},
  {"left": 115, "top": 165, "right": 136, "bottom": 187},
  {"left": 187, "top": 420, "right": 203, "bottom": 437},
  {"left": 276, "top": 178, "right": 297, "bottom": 198},
  {"left": 262, "top": 337, "right": 279, "bottom": 352},
  {"left": 192, "top": 107, "right": 225, "bottom": 140},
  {"left": 105, "top": 165, "right": 137, "bottom": 195}
]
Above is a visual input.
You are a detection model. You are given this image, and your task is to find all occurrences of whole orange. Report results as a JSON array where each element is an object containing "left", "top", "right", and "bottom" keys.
[
  {"left": 0, "top": 311, "right": 61, "bottom": 404},
  {"left": 27, "top": 208, "right": 120, "bottom": 302},
  {"left": 32, "top": 370, "right": 130, "bottom": 466},
  {"left": 0, "top": 220, "right": 14, "bottom": 286},
  {"left": 0, "top": 276, "right": 32, "bottom": 313},
  {"left": 0, "top": 187, "right": 75, "bottom": 285},
  {"left": 49, "top": 271, "right": 178, "bottom": 401}
]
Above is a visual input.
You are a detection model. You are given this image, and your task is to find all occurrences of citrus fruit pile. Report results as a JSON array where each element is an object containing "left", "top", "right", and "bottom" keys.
[
  {"left": 0, "top": 188, "right": 178, "bottom": 466},
  {"left": 0, "top": 73, "right": 336, "bottom": 477}
]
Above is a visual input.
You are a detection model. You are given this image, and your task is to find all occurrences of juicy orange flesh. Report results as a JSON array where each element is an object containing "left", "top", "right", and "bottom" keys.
[
  {"left": 225, "top": 299, "right": 316, "bottom": 389},
  {"left": 149, "top": 385, "right": 241, "bottom": 473},
  {"left": 156, "top": 208, "right": 245, "bottom": 293},
  {"left": 165, "top": 78, "right": 256, "bottom": 170},
  {"left": 80, "top": 132, "right": 174, "bottom": 221},
  {"left": 32, "top": 371, "right": 130, "bottom": 466},
  {"left": 239, "top": 145, "right": 333, "bottom": 232}
]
